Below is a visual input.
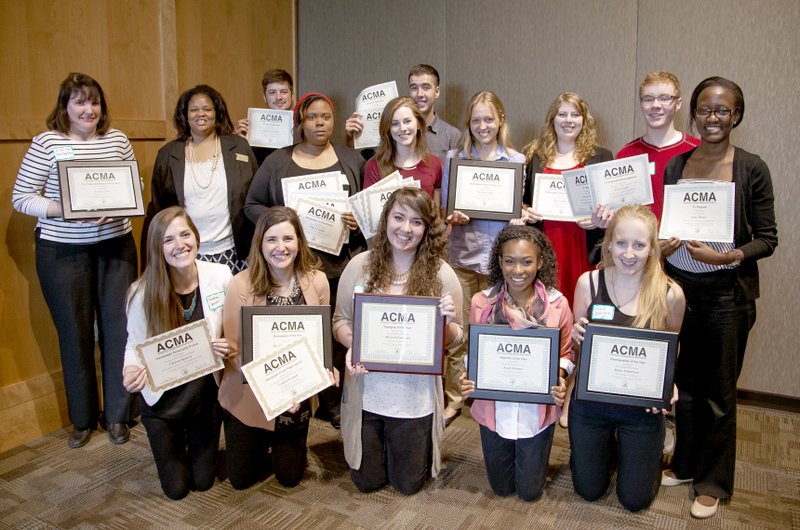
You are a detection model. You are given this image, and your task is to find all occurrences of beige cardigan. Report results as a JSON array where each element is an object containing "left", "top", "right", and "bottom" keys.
[
  {"left": 218, "top": 268, "right": 329, "bottom": 430},
  {"left": 333, "top": 251, "right": 464, "bottom": 478}
]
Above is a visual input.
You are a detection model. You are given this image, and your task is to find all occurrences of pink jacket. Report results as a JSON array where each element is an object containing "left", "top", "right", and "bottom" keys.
[{"left": 470, "top": 280, "right": 574, "bottom": 433}]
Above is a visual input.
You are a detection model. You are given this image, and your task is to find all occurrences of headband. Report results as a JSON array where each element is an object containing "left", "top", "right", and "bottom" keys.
[{"left": 293, "top": 92, "right": 334, "bottom": 126}]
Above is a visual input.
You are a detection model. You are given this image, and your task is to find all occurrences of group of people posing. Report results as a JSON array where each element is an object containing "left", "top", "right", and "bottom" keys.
[{"left": 12, "top": 64, "right": 776, "bottom": 521}]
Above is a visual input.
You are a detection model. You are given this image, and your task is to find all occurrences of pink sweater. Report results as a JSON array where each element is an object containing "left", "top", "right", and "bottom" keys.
[{"left": 469, "top": 280, "right": 574, "bottom": 433}]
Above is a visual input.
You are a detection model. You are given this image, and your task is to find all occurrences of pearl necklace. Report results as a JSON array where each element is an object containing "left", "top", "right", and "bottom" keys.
[
  {"left": 390, "top": 268, "right": 410, "bottom": 286},
  {"left": 187, "top": 136, "right": 221, "bottom": 198}
]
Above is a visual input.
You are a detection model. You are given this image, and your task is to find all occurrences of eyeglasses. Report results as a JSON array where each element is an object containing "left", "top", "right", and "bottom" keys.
[
  {"left": 640, "top": 95, "right": 676, "bottom": 105},
  {"left": 694, "top": 108, "right": 735, "bottom": 118}
]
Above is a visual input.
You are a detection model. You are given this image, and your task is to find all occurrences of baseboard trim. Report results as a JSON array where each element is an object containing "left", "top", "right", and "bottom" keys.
[{"left": 737, "top": 389, "right": 800, "bottom": 413}]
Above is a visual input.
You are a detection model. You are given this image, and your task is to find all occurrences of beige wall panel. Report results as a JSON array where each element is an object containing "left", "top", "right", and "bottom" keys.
[
  {"left": 635, "top": 0, "right": 799, "bottom": 397},
  {"left": 298, "top": 0, "right": 448, "bottom": 145},
  {"left": 175, "top": 0, "right": 296, "bottom": 138}
]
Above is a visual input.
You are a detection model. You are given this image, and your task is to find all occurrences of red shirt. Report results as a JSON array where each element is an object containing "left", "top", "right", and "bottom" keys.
[
  {"left": 617, "top": 133, "right": 700, "bottom": 221},
  {"left": 363, "top": 154, "right": 442, "bottom": 198}
]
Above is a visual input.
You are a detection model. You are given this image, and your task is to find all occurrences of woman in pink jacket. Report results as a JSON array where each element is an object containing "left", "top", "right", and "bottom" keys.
[{"left": 461, "top": 225, "right": 572, "bottom": 501}]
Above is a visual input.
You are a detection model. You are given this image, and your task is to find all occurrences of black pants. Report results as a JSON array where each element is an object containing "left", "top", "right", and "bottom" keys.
[
  {"left": 479, "top": 423, "right": 555, "bottom": 501},
  {"left": 35, "top": 231, "right": 137, "bottom": 429},
  {"left": 223, "top": 406, "right": 310, "bottom": 489},
  {"left": 350, "top": 411, "right": 432, "bottom": 495},
  {"left": 141, "top": 408, "right": 218, "bottom": 500},
  {"left": 667, "top": 265, "right": 755, "bottom": 500}
]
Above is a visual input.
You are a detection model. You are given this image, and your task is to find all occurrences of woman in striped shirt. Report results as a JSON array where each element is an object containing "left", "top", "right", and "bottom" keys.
[{"left": 12, "top": 73, "right": 138, "bottom": 449}]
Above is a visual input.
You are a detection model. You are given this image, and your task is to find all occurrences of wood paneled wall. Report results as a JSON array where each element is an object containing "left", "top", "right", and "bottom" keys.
[
  {"left": 0, "top": 0, "right": 295, "bottom": 452},
  {"left": 298, "top": 0, "right": 800, "bottom": 399}
]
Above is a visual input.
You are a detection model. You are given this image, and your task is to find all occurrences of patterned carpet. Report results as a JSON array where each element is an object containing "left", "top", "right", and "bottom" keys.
[{"left": 1, "top": 404, "right": 797, "bottom": 529}]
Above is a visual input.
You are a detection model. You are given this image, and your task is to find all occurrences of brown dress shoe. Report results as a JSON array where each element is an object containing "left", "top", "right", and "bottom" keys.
[{"left": 107, "top": 423, "right": 130, "bottom": 445}]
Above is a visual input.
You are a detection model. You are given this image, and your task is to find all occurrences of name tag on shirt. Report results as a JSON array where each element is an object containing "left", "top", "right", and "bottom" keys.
[
  {"left": 591, "top": 304, "right": 615, "bottom": 321},
  {"left": 54, "top": 146, "right": 75, "bottom": 161},
  {"left": 206, "top": 291, "right": 225, "bottom": 311},
  {"left": 236, "top": 153, "right": 249, "bottom": 163},
  {"left": 648, "top": 161, "right": 656, "bottom": 176}
]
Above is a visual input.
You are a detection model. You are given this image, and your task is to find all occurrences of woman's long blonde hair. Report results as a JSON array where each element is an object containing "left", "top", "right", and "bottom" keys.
[
  {"left": 601, "top": 205, "right": 677, "bottom": 330},
  {"left": 128, "top": 207, "right": 199, "bottom": 336},
  {"left": 458, "top": 91, "right": 513, "bottom": 158},
  {"left": 523, "top": 92, "right": 598, "bottom": 167}
]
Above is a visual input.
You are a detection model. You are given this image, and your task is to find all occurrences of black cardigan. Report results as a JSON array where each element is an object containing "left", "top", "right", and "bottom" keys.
[{"left": 664, "top": 146, "right": 777, "bottom": 301}]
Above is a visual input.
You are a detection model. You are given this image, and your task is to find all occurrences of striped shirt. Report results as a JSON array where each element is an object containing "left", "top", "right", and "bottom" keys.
[
  {"left": 12, "top": 129, "right": 135, "bottom": 244},
  {"left": 666, "top": 241, "right": 735, "bottom": 273}
]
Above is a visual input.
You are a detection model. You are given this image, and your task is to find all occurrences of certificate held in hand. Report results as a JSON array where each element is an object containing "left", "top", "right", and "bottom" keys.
[
  {"left": 446, "top": 159, "right": 524, "bottom": 221},
  {"left": 58, "top": 160, "right": 145, "bottom": 220}
]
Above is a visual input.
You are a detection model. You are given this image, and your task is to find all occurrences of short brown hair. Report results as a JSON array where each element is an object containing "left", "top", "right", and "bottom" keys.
[
  {"left": 408, "top": 64, "right": 440, "bottom": 86},
  {"left": 261, "top": 69, "right": 293, "bottom": 93},
  {"left": 46, "top": 72, "right": 110, "bottom": 135}
]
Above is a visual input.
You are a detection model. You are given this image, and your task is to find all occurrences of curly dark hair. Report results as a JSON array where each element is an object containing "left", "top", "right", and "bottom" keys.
[
  {"left": 365, "top": 187, "right": 447, "bottom": 296},
  {"left": 488, "top": 225, "right": 558, "bottom": 290},
  {"left": 173, "top": 84, "right": 234, "bottom": 140}
]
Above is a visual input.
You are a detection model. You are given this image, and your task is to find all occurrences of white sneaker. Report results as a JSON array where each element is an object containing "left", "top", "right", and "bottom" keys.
[{"left": 661, "top": 470, "right": 692, "bottom": 486}]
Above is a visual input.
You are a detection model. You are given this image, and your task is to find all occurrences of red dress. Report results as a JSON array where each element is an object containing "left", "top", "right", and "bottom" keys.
[{"left": 542, "top": 165, "right": 590, "bottom": 306}]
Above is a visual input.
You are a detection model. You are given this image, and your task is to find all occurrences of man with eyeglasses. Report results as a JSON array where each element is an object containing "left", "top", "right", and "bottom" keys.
[{"left": 617, "top": 71, "right": 699, "bottom": 222}]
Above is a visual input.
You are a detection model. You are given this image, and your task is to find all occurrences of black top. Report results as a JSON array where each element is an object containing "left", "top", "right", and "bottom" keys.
[{"left": 587, "top": 269, "right": 635, "bottom": 328}]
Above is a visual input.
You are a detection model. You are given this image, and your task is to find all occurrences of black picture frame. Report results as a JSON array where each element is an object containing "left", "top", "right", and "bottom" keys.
[
  {"left": 445, "top": 159, "right": 524, "bottom": 221},
  {"left": 467, "top": 324, "right": 560, "bottom": 405},
  {"left": 576, "top": 323, "right": 678, "bottom": 409}
]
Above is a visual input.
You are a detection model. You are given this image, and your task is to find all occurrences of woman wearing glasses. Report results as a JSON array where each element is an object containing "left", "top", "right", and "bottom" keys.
[{"left": 659, "top": 77, "right": 777, "bottom": 519}]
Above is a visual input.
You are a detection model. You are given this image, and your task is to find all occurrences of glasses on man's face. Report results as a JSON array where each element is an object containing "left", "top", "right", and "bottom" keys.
[
  {"left": 640, "top": 95, "right": 676, "bottom": 105},
  {"left": 694, "top": 108, "right": 735, "bottom": 118}
]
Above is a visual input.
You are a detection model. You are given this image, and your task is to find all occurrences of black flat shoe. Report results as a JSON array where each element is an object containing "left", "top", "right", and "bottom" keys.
[
  {"left": 68, "top": 428, "right": 92, "bottom": 448},
  {"left": 107, "top": 423, "right": 130, "bottom": 445}
]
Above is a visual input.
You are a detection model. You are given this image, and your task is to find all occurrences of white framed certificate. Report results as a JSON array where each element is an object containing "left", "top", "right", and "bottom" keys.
[
  {"left": 281, "top": 171, "right": 347, "bottom": 208},
  {"left": 134, "top": 320, "right": 223, "bottom": 393},
  {"left": 531, "top": 173, "right": 577, "bottom": 221},
  {"left": 242, "top": 337, "right": 332, "bottom": 421},
  {"left": 659, "top": 181, "right": 735, "bottom": 242},
  {"left": 294, "top": 197, "right": 348, "bottom": 255},
  {"left": 576, "top": 323, "right": 678, "bottom": 409},
  {"left": 561, "top": 167, "right": 593, "bottom": 218},
  {"left": 246, "top": 108, "right": 294, "bottom": 149},
  {"left": 467, "top": 324, "right": 560, "bottom": 404},
  {"left": 352, "top": 293, "right": 445, "bottom": 374},
  {"left": 353, "top": 81, "right": 399, "bottom": 149},
  {"left": 446, "top": 159, "right": 524, "bottom": 221},
  {"left": 585, "top": 154, "right": 654, "bottom": 210},
  {"left": 58, "top": 160, "right": 144, "bottom": 220}
]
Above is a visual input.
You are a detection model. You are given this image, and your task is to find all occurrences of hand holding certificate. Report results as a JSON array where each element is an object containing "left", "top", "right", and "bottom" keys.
[
  {"left": 658, "top": 181, "right": 735, "bottom": 242},
  {"left": 134, "top": 320, "right": 223, "bottom": 393},
  {"left": 531, "top": 173, "right": 578, "bottom": 221},
  {"left": 58, "top": 160, "right": 144, "bottom": 220},
  {"left": 246, "top": 108, "right": 294, "bottom": 149},
  {"left": 352, "top": 293, "right": 445, "bottom": 374},
  {"left": 353, "top": 81, "right": 399, "bottom": 149},
  {"left": 242, "top": 337, "right": 332, "bottom": 421},
  {"left": 584, "top": 154, "right": 653, "bottom": 210}
]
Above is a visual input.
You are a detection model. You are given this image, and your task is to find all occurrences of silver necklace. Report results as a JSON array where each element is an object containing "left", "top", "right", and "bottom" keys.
[{"left": 610, "top": 268, "right": 639, "bottom": 308}]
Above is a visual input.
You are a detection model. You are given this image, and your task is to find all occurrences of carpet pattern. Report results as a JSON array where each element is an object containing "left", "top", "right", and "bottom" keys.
[{"left": 0, "top": 404, "right": 797, "bottom": 529}]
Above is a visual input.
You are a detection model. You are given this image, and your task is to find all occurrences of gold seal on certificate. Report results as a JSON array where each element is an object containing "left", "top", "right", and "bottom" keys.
[
  {"left": 57, "top": 160, "right": 144, "bottom": 220},
  {"left": 576, "top": 324, "right": 678, "bottom": 409},
  {"left": 531, "top": 173, "right": 578, "bottom": 221},
  {"left": 467, "top": 324, "right": 560, "bottom": 404},
  {"left": 446, "top": 159, "right": 524, "bottom": 221},
  {"left": 352, "top": 293, "right": 445, "bottom": 374},
  {"left": 240, "top": 305, "right": 332, "bottom": 369},
  {"left": 658, "top": 181, "right": 735, "bottom": 242},
  {"left": 134, "top": 319, "right": 223, "bottom": 393},
  {"left": 242, "top": 337, "right": 332, "bottom": 421},
  {"left": 584, "top": 154, "right": 654, "bottom": 210},
  {"left": 246, "top": 108, "right": 293, "bottom": 149}
]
